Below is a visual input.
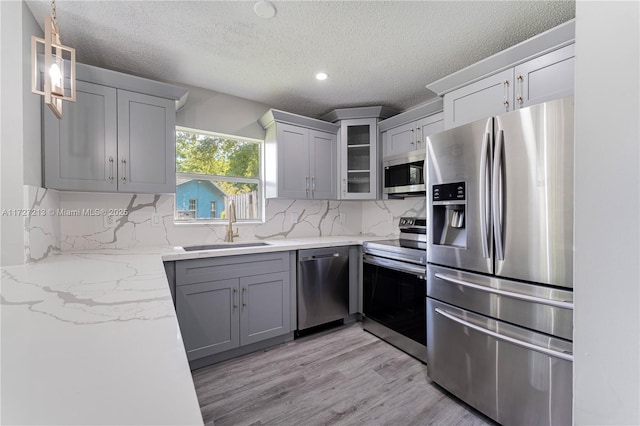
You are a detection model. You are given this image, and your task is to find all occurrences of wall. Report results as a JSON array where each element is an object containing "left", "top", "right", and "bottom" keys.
[
  {"left": 176, "top": 84, "right": 270, "bottom": 140},
  {"left": 21, "top": 0, "right": 41, "bottom": 187},
  {"left": 0, "top": 0, "right": 42, "bottom": 266},
  {"left": 573, "top": 1, "right": 640, "bottom": 424},
  {"left": 25, "top": 188, "right": 423, "bottom": 251}
]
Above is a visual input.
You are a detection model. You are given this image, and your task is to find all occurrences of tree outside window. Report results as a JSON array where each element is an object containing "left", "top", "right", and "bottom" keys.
[{"left": 175, "top": 128, "right": 262, "bottom": 222}]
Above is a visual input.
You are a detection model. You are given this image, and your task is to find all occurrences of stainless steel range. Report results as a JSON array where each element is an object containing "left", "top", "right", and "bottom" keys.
[{"left": 362, "top": 217, "right": 427, "bottom": 363}]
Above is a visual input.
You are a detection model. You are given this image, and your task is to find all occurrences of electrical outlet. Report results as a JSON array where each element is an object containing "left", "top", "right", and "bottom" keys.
[
  {"left": 151, "top": 213, "right": 162, "bottom": 227},
  {"left": 339, "top": 213, "right": 346, "bottom": 223},
  {"left": 387, "top": 213, "right": 394, "bottom": 223},
  {"left": 290, "top": 211, "right": 299, "bottom": 224},
  {"left": 103, "top": 214, "right": 116, "bottom": 228}
]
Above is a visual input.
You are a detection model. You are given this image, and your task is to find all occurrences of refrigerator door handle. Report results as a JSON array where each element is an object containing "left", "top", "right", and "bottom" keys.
[
  {"left": 434, "top": 272, "right": 574, "bottom": 309},
  {"left": 492, "top": 128, "right": 505, "bottom": 260},
  {"left": 479, "top": 124, "right": 492, "bottom": 259},
  {"left": 434, "top": 308, "right": 573, "bottom": 362}
]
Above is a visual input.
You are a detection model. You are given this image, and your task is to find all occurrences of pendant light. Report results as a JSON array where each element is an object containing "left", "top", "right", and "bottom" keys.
[{"left": 31, "top": 0, "right": 76, "bottom": 119}]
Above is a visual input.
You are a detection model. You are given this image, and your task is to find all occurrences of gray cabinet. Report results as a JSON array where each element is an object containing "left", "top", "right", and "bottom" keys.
[
  {"left": 309, "top": 130, "right": 337, "bottom": 199},
  {"left": 44, "top": 81, "right": 117, "bottom": 192},
  {"left": 44, "top": 64, "right": 185, "bottom": 193},
  {"left": 348, "top": 245, "right": 361, "bottom": 315},
  {"left": 240, "top": 272, "right": 290, "bottom": 345},
  {"left": 260, "top": 109, "right": 339, "bottom": 200},
  {"left": 116, "top": 90, "right": 176, "bottom": 193},
  {"left": 513, "top": 43, "right": 575, "bottom": 110},
  {"left": 273, "top": 122, "right": 337, "bottom": 199},
  {"left": 321, "top": 107, "right": 396, "bottom": 200},
  {"left": 417, "top": 114, "right": 444, "bottom": 146},
  {"left": 175, "top": 252, "right": 291, "bottom": 361},
  {"left": 428, "top": 21, "right": 575, "bottom": 130},
  {"left": 383, "top": 121, "right": 420, "bottom": 158},
  {"left": 338, "top": 118, "right": 378, "bottom": 200},
  {"left": 443, "top": 44, "right": 575, "bottom": 129},
  {"left": 176, "top": 278, "right": 240, "bottom": 360},
  {"left": 444, "top": 68, "right": 515, "bottom": 129},
  {"left": 382, "top": 111, "right": 444, "bottom": 158}
]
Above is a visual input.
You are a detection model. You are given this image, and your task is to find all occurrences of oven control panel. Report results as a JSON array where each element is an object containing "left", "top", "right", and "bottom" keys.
[{"left": 399, "top": 217, "right": 426, "bottom": 227}]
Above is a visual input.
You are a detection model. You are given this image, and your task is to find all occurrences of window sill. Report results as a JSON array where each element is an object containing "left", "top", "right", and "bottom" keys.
[{"left": 173, "top": 220, "right": 265, "bottom": 226}]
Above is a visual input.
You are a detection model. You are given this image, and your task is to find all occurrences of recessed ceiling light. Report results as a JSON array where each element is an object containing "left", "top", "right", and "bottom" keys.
[
  {"left": 254, "top": 0, "right": 277, "bottom": 19},
  {"left": 315, "top": 72, "right": 328, "bottom": 81}
]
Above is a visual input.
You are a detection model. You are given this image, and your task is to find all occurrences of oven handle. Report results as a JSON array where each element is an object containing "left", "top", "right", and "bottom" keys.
[
  {"left": 434, "top": 308, "right": 573, "bottom": 362},
  {"left": 363, "top": 254, "right": 425, "bottom": 279},
  {"left": 434, "top": 272, "right": 573, "bottom": 310}
]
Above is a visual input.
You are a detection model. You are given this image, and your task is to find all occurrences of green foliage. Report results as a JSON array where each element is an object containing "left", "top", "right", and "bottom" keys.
[{"left": 176, "top": 131, "right": 260, "bottom": 195}]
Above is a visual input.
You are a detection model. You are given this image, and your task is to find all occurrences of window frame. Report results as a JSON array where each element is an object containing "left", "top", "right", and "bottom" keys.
[{"left": 174, "top": 126, "right": 265, "bottom": 224}]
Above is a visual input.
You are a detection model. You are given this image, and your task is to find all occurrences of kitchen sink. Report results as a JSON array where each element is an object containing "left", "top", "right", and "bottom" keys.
[{"left": 182, "top": 242, "right": 271, "bottom": 251}]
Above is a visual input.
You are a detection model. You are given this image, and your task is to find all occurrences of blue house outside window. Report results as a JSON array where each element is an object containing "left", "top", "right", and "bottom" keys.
[{"left": 176, "top": 180, "right": 227, "bottom": 220}]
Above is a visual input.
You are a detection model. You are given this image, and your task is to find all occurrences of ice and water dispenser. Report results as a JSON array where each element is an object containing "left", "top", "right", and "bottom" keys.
[{"left": 431, "top": 182, "right": 467, "bottom": 248}]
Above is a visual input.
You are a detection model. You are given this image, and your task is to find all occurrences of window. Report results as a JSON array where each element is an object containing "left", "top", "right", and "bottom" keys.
[{"left": 175, "top": 127, "right": 263, "bottom": 222}]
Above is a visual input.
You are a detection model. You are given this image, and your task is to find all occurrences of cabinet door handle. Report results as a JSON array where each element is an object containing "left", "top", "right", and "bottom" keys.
[
  {"left": 305, "top": 176, "right": 310, "bottom": 197},
  {"left": 312, "top": 176, "right": 316, "bottom": 196},
  {"left": 233, "top": 288, "right": 238, "bottom": 309},
  {"left": 503, "top": 80, "right": 510, "bottom": 108},
  {"left": 516, "top": 74, "right": 524, "bottom": 105},
  {"left": 342, "top": 178, "right": 346, "bottom": 194},
  {"left": 120, "top": 158, "right": 127, "bottom": 182},
  {"left": 242, "top": 287, "right": 247, "bottom": 307},
  {"left": 108, "top": 156, "right": 114, "bottom": 183},
  {"left": 416, "top": 127, "right": 421, "bottom": 144}
]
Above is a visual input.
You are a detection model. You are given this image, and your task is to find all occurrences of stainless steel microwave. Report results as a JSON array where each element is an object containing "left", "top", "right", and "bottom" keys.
[{"left": 383, "top": 149, "right": 426, "bottom": 197}]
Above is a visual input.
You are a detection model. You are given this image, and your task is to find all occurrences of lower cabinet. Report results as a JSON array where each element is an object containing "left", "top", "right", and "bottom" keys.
[{"left": 175, "top": 253, "right": 291, "bottom": 362}]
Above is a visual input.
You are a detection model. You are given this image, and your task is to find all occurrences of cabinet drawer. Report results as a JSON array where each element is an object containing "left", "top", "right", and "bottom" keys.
[{"left": 176, "top": 252, "right": 290, "bottom": 285}]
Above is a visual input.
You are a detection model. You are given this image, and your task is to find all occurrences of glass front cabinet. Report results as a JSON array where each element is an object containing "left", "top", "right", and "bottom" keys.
[{"left": 339, "top": 118, "right": 378, "bottom": 199}]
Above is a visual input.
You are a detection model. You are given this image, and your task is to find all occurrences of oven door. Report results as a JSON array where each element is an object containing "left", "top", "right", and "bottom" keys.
[{"left": 362, "top": 254, "right": 427, "bottom": 352}]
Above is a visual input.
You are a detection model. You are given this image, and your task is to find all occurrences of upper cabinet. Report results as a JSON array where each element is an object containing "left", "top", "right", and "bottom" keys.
[
  {"left": 322, "top": 107, "right": 396, "bottom": 200},
  {"left": 443, "top": 68, "right": 514, "bottom": 129},
  {"left": 427, "top": 20, "right": 576, "bottom": 129},
  {"left": 338, "top": 118, "right": 378, "bottom": 200},
  {"left": 379, "top": 98, "right": 444, "bottom": 158},
  {"left": 259, "top": 109, "right": 340, "bottom": 200},
  {"left": 513, "top": 43, "right": 575, "bottom": 109},
  {"left": 43, "top": 63, "right": 187, "bottom": 193}
]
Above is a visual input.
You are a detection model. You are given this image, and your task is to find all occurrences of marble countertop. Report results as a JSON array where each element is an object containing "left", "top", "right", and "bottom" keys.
[{"left": 1, "top": 235, "right": 382, "bottom": 425}]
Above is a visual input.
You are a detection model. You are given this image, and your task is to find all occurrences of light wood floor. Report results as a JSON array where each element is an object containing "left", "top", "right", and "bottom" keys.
[{"left": 192, "top": 322, "right": 496, "bottom": 426}]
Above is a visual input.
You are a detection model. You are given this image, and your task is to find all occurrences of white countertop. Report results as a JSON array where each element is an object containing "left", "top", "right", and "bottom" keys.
[
  {"left": 162, "top": 235, "right": 389, "bottom": 261},
  {"left": 0, "top": 235, "right": 380, "bottom": 425}
]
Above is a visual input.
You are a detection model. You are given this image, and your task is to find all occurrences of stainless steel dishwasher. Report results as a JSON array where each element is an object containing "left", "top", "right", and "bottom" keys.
[{"left": 297, "top": 246, "right": 349, "bottom": 331}]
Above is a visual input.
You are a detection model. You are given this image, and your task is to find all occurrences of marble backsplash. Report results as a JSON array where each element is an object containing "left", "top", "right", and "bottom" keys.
[
  {"left": 23, "top": 185, "right": 425, "bottom": 260},
  {"left": 24, "top": 186, "right": 61, "bottom": 263}
]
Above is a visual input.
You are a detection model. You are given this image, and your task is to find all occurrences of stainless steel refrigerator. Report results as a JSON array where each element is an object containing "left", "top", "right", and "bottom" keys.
[{"left": 425, "top": 97, "right": 574, "bottom": 425}]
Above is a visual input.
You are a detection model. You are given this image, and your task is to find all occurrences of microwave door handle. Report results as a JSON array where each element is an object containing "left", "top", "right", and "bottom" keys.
[
  {"left": 492, "top": 128, "right": 505, "bottom": 261},
  {"left": 434, "top": 308, "right": 573, "bottom": 362},
  {"left": 479, "top": 122, "right": 492, "bottom": 259}
]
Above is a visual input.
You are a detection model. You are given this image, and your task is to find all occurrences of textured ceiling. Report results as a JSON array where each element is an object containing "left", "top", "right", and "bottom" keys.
[{"left": 25, "top": 1, "right": 575, "bottom": 118}]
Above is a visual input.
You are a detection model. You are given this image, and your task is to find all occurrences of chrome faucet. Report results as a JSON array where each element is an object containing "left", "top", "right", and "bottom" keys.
[{"left": 225, "top": 199, "right": 239, "bottom": 242}]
